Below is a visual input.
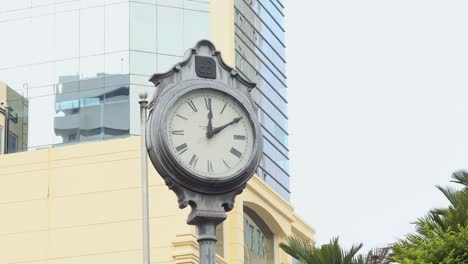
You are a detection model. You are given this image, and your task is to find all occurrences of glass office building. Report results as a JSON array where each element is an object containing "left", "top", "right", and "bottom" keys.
[
  {"left": 235, "top": 0, "right": 289, "bottom": 199},
  {"left": 0, "top": 0, "right": 289, "bottom": 200},
  {"left": 0, "top": 0, "right": 209, "bottom": 149}
]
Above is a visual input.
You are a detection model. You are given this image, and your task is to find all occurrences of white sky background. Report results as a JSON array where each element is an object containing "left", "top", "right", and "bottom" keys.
[{"left": 286, "top": 1, "right": 468, "bottom": 250}]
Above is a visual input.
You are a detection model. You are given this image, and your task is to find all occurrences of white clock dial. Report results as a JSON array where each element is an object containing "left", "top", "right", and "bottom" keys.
[{"left": 166, "top": 89, "right": 255, "bottom": 179}]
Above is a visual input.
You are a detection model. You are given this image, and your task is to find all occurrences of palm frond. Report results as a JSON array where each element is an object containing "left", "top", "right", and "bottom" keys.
[
  {"left": 436, "top": 185, "right": 460, "bottom": 206},
  {"left": 280, "top": 236, "right": 365, "bottom": 264},
  {"left": 280, "top": 235, "right": 315, "bottom": 263},
  {"left": 450, "top": 170, "right": 468, "bottom": 187}
]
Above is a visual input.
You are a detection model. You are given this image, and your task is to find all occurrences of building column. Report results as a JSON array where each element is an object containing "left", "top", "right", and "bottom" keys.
[{"left": 224, "top": 197, "right": 245, "bottom": 264}]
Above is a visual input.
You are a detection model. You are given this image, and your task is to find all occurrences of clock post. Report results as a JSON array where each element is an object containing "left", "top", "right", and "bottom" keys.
[{"left": 146, "top": 40, "right": 263, "bottom": 264}]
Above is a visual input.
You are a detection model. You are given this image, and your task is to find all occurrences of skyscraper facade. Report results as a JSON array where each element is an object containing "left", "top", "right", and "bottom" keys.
[
  {"left": 0, "top": 0, "right": 210, "bottom": 152},
  {"left": 0, "top": 0, "right": 289, "bottom": 200},
  {"left": 234, "top": 0, "right": 289, "bottom": 199}
]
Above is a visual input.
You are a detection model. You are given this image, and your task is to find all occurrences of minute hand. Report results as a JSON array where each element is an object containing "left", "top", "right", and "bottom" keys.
[{"left": 210, "top": 117, "right": 243, "bottom": 137}]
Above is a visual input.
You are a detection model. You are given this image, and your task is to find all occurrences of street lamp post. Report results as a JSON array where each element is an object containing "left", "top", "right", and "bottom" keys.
[
  {"left": 3, "top": 104, "right": 10, "bottom": 154},
  {"left": 139, "top": 91, "right": 150, "bottom": 264}
]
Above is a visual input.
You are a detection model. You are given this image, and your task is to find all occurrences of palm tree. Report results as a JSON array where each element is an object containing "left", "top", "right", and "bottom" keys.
[
  {"left": 406, "top": 170, "right": 468, "bottom": 245},
  {"left": 365, "top": 247, "right": 392, "bottom": 264},
  {"left": 280, "top": 236, "right": 365, "bottom": 264}
]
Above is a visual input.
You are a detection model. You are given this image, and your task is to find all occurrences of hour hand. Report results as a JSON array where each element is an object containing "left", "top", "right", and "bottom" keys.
[
  {"left": 206, "top": 98, "right": 213, "bottom": 138},
  {"left": 210, "top": 117, "right": 243, "bottom": 137}
]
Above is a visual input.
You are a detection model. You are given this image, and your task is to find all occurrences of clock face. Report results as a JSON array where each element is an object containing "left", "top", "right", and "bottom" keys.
[{"left": 166, "top": 89, "right": 255, "bottom": 179}]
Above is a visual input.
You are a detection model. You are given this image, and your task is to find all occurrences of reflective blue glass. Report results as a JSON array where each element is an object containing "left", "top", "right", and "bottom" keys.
[{"left": 235, "top": 0, "right": 289, "bottom": 199}]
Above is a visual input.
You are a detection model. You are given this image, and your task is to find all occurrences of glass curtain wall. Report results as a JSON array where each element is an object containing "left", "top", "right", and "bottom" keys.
[
  {"left": 0, "top": 0, "right": 209, "bottom": 150},
  {"left": 234, "top": 0, "right": 290, "bottom": 199},
  {"left": 128, "top": 0, "right": 210, "bottom": 134},
  {"left": 0, "top": 1, "right": 131, "bottom": 149}
]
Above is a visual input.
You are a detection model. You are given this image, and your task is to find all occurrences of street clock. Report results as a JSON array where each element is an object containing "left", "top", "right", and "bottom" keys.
[{"left": 146, "top": 40, "right": 263, "bottom": 264}]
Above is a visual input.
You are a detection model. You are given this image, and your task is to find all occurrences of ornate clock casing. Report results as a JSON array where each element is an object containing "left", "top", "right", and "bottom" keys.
[{"left": 146, "top": 40, "right": 263, "bottom": 224}]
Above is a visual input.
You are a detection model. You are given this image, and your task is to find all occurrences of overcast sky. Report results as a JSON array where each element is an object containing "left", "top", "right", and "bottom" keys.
[{"left": 286, "top": 1, "right": 468, "bottom": 250}]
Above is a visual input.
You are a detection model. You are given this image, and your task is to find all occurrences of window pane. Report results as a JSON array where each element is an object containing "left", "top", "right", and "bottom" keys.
[
  {"left": 56, "top": 1, "right": 80, "bottom": 12},
  {"left": 183, "top": 9, "right": 209, "bottom": 50},
  {"left": 54, "top": 91, "right": 79, "bottom": 145},
  {"left": 80, "top": 0, "right": 105, "bottom": 9},
  {"left": 80, "top": 104, "right": 102, "bottom": 141},
  {"left": 157, "top": 54, "right": 182, "bottom": 73},
  {"left": 28, "top": 95, "right": 56, "bottom": 148},
  {"left": 80, "top": 88, "right": 105, "bottom": 107},
  {"left": 7, "top": 132, "right": 18, "bottom": 153},
  {"left": 32, "top": 0, "right": 54, "bottom": 7},
  {"left": 80, "top": 6, "right": 105, "bottom": 56},
  {"left": 106, "top": 74, "right": 129, "bottom": 88},
  {"left": 255, "top": 229, "right": 261, "bottom": 255},
  {"left": 29, "top": 85, "right": 54, "bottom": 98},
  {"left": 157, "top": 0, "right": 182, "bottom": 8},
  {"left": 0, "top": 18, "right": 31, "bottom": 68},
  {"left": 56, "top": 10, "right": 79, "bottom": 60},
  {"left": 248, "top": 225, "right": 254, "bottom": 250},
  {"left": 157, "top": 6, "right": 183, "bottom": 55},
  {"left": 58, "top": 81, "right": 79, "bottom": 95},
  {"left": 105, "top": 51, "right": 129, "bottom": 76},
  {"left": 0, "top": 0, "right": 30, "bottom": 12},
  {"left": 130, "top": 2, "right": 156, "bottom": 52},
  {"left": 130, "top": 51, "right": 157, "bottom": 76},
  {"left": 103, "top": 100, "right": 129, "bottom": 138},
  {"left": 56, "top": 59, "right": 80, "bottom": 84},
  {"left": 30, "top": 62, "right": 55, "bottom": 88},
  {"left": 105, "top": 3, "right": 129, "bottom": 53},
  {"left": 80, "top": 76, "right": 105, "bottom": 92},
  {"left": 105, "top": 85, "right": 129, "bottom": 104},
  {"left": 129, "top": 74, "right": 152, "bottom": 86},
  {"left": 31, "top": 15, "right": 54, "bottom": 64},
  {"left": 80, "top": 55, "right": 105, "bottom": 80},
  {"left": 0, "top": 67, "right": 30, "bottom": 92},
  {"left": 183, "top": 1, "right": 209, "bottom": 12}
]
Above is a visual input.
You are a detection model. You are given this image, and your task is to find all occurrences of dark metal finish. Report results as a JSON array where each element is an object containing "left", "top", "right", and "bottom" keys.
[
  {"left": 195, "top": 56, "right": 217, "bottom": 79},
  {"left": 146, "top": 40, "right": 263, "bottom": 264}
]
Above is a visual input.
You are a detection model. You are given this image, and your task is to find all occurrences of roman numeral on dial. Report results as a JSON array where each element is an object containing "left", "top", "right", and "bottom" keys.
[
  {"left": 230, "top": 147, "right": 242, "bottom": 158},
  {"left": 204, "top": 97, "right": 211, "bottom": 110},
  {"left": 176, "top": 143, "right": 188, "bottom": 154},
  {"left": 207, "top": 160, "right": 213, "bottom": 173},
  {"left": 171, "top": 130, "right": 184, "bottom": 135},
  {"left": 189, "top": 154, "right": 198, "bottom": 167},
  {"left": 220, "top": 103, "right": 227, "bottom": 114},
  {"left": 233, "top": 135, "right": 245, "bottom": 140},
  {"left": 187, "top": 100, "right": 197, "bottom": 112}
]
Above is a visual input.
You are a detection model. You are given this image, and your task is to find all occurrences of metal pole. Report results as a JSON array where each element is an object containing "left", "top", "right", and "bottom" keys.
[
  {"left": 197, "top": 222, "right": 218, "bottom": 264},
  {"left": 4, "top": 105, "right": 9, "bottom": 155},
  {"left": 138, "top": 91, "right": 150, "bottom": 264}
]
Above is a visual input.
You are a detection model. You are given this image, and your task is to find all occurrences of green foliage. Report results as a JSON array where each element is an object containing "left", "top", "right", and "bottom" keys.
[
  {"left": 280, "top": 236, "right": 365, "bottom": 264},
  {"left": 390, "top": 170, "right": 468, "bottom": 263},
  {"left": 391, "top": 225, "right": 468, "bottom": 264},
  {"left": 280, "top": 171, "right": 468, "bottom": 264}
]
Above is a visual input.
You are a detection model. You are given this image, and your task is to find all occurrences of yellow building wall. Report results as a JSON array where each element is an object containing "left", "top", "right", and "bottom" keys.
[{"left": 0, "top": 137, "right": 314, "bottom": 264}]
